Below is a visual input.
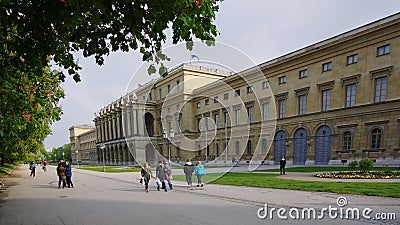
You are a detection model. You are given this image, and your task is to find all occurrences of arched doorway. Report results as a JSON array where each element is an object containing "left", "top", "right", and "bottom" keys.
[
  {"left": 145, "top": 143, "right": 157, "bottom": 166},
  {"left": 315, "top": 126, "right": 332, "bottom": 165},
  {"left": 274, "top": 131, "right": 287, "bottom": 165},
  {"left": 293, "top": 128, "right": 308, "bottom": 165},
  {"left": 144, "top": 112, "right": 155, "bottom": 137}
]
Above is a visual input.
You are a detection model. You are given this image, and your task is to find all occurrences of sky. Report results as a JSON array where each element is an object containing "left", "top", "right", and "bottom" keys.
[{"left": 44, "top": 0, "right": 400, "bottom": 148}]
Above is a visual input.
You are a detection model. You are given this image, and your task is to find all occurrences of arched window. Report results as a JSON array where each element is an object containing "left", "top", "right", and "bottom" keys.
[
  {"left": 262, "top": 139, "right": 267, "bottom": 154},
  {"left": 247, "top": 141, "right": 252, "bottom": 155},
  {"left": 235, "top": 141, "right": 240, "bottom": 155},
  {"left": 371, "top": 128, "right": 382, "bottom": 149},
  {"left": 343, "top": 131, "right": 352, "bottom": 151}
]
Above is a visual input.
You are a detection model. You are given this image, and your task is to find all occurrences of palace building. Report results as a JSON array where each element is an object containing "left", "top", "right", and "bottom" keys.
[{"left": 92, "top": 13, "right": 400, "bottom": 166}]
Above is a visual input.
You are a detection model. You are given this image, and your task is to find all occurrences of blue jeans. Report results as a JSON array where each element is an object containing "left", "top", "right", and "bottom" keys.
[{"left": 196, "top": 174, "right": 203, "bottom": 185}]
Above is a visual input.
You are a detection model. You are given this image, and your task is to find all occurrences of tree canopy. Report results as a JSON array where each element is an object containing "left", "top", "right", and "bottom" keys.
[
  {"left": 1, "top": 0, "right": 221, "bottom": 81},
  {"left": 0, "top": 0, "right": 222, "bottom": 164}
]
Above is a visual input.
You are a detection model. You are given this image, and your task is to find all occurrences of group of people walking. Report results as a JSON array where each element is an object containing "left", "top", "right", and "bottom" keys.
[
  {"left": 140, "top": 158, "right": 206, "bottom": 192},
  {"left": 56, "top": 160, "right": 74, "bottom": 189}
]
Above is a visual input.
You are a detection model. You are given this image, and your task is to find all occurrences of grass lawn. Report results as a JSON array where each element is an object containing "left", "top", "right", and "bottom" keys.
[
  {"left": 257, "top": 166, "right": 399, "bottom": 173},
  {"left": 78, "top": 165, "right": 141, "bottom": 173},
  {"left": 0, "top": 164, "right": 17, "bottom": 177},
  {"left": 208, "top": 172, "right": 400, "bottom": 198}
]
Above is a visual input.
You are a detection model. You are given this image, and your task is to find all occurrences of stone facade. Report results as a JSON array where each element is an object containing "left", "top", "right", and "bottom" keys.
[
  {"left": 94, "top": 13, "right": 400, "bottom": 166},
  {"left": 69, "top": 125, "right": 97, "bottom": 164}
]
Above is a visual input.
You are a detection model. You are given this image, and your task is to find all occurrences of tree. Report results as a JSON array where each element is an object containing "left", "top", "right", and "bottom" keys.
[
  {"left": 1, "top": 0, "right": 222, "bottom": 81},
  {"left": 0, "top": 0, "right": 222, "bottom": 164}
]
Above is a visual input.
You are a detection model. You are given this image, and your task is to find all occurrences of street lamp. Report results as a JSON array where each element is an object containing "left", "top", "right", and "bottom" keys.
[
  {"left": 62, "top": 151, "right": 65, "bottom": 160},
  {"left": 100, "top": 143, "right": 106, "bottom": 172},
  {"left": 75, "top": 150, "right": 79, "bottom": 168},
  {"left": 54, "top": 154, "right": 56, "bottom": 162},
  {"left": 162, "top": 128, "right": 174, "bottom": 162}
]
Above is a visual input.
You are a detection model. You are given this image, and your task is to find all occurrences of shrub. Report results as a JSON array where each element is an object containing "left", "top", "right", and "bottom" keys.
[
  {"left": 348, "top": 161, "right": 358, "bottom": 170},
  {"left": 359, "top": 158, "right": 374, "bottom": 172}
]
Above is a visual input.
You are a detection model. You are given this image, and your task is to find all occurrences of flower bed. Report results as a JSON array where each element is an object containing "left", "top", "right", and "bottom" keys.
[{"left": 314, "top": 171, "right": 400, "bottom": 179}]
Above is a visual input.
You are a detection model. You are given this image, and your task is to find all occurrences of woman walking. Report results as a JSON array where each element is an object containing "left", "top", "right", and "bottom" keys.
[
  {"left": 195, "top": 161, "right": 206, "bottom": 187},
  {"left": 56, "top": 162, "right": 67, "bottom": 189},
  {"left": 65, "top": 161, "right": 74, "bottom": 188},
  {"left": 141, "top": 162, "right": 152, "bottom": 192},
  {"left": 183, "top": 158, "right": 195, "bottom": 187}
]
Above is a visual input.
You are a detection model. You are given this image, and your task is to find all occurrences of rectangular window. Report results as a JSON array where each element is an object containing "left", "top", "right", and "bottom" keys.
[
  {"left": 167, "top": 85, "right": 170, "bottom": 93},
  {"left": 205, "top": 99, "right": 209, "bottom": 105},
  {"left": 347, "top": 54, "right": 358, "bottom": 65},
  {"left": 235, "top": 109, "right": 240, "bottom": 125},
  {"left": 149, "top": 93, "right": 152, "bottom": 100},
  {"left": 262, "top": 81, "right": 269, "bottom": 89},
  {"left": 299, "top": 69, "right": 308, "bottom": 79},
  {"left": 197, "top": 102, "right": 201, "bottom": 108},
  {"left": 176, "top": 80, "right": 180, "bottom": 92},
  {"left": 322, "top": 62, "right": 332, "bottom": 72},
  {"left": 214, "top": 96, "right": 218, "bottom": 103},
  {"left": 262, "top": 103, "right": 269, "bottom": 121},
  {"left": 224, "top": 93, "right": 229, "bottom": 100},
  {"left": 247, "top": 106, "right": 253, "bottom": 124},
  {"left": 345, "top": 84, "right": 356, "bottom": 107},
  {"left": 214, "top": 114, "right": 219, "bottom": 129},
  {"left": 278, "top": 99, "right": 286, "bottom": 119},
  {"left": 197, "top": 118, "right": 201, "bottom": 131},
  {"left": 298, "top": 95, "right": 307, "bottom": 115},
  {"left": 159, "top": 88, "right": 162, "bottom": 99},
  {"left": 374, "top": 77, "right": 387, "bottom": 102},
  {"left": 247, "top": 86, "right": 253, "bottom": 93},
  {"left": 205, "top": 117, "right": 209, "bottom": 130},
  {"left": 224, "top": 111, "right": 229, "bottom": 128},
  {"left": 321, "top": 89, "right": 331, "bottom": 112},
  {"left": 278, "top": 76, "right": 286, "bottom": 84},
  {"left": 235, "top": 89, "right": 241, "bottom": 96},
  {"left": 377, "top": 44, "right": 390, "bottom": 56}
]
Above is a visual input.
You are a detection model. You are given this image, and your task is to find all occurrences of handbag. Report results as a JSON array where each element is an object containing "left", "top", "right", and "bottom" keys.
[
  {"left": 165, "top": 173, "right": 169, "bottom": 180},
  {"left": 139, "top": 177, "right": 143, "bottom": 184}
]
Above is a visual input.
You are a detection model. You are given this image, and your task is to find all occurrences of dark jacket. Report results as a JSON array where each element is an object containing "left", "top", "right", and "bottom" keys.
[
  {"left": 183, "top": 162, "right": 195, "bottom": 175},
  {"left": 280, "top": 159, "right": 286, "bottom": 167},
  {"left": 65, "top": 164, "right": 72, "bottom": 176},
  {"left": 156, "top": 165, "right": 166, "bottom": 181}
]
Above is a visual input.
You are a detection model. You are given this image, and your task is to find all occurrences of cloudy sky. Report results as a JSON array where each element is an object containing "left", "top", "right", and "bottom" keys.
[{"left": 44, "top": 0, "right": 400, "bottom": 148}]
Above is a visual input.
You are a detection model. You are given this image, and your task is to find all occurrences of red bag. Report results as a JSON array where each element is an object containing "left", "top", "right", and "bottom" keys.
[{"left": 165, "top": 173, "right": 169, "bottom": 180}]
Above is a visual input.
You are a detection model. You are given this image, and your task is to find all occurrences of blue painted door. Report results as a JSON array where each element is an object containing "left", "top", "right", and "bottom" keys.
[
  {"left": 315, "top": 126, "right": 332, "bottom": 165},
  {"left": 274, "top": 131, "right": 287, "bottom": 165},
  {"left": 293, "top": 128, "right": 308, "bottom": 165}
]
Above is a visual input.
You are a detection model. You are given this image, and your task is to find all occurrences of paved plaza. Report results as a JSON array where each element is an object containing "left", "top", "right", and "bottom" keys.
[{"left": 0, "top": 165, "right": 398, "bottom": 225}]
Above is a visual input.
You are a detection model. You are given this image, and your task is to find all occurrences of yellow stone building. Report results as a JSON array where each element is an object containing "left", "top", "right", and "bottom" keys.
[
  {"left": 93, "top": 13, "right": 400, "bottom": 166},
  {"left": 69, "top": 125, "right": 97, "bottom": 164}
]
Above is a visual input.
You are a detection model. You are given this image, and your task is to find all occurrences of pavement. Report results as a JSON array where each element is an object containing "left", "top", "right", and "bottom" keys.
[{"left": 0, "top": 164, "right": 399, "bottom": 225}]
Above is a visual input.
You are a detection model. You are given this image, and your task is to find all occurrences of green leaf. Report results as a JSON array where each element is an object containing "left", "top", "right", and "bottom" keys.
[{"left": 147, "top": 64, "right": 156, "bottom": 74}]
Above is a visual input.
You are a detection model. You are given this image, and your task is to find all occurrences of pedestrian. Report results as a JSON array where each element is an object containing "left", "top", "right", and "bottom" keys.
[
  {"left": 155, "top": 161, "right": 167, "bottom": 192},
  {"left": 141, "top": 162, "right": 152, "bottom": 192},
  {"left": 29, "top": 161, "right": 36, "bottom": 178},
  {"left": 163, "top": 160, "right": 173, "bottom": 190},
  {"left": 232, "top": 157, "right": 236, "bottom": 166},
  {"left": 42, "top": 161, "right": 48, "bottom": 172},
  {"left": 65, "top": 161, "right": 74, "bottom": 188},
  {"left": 280, "top": 157, "right": 286, "bottom": 175},
  {"left": 56, "top": 162, "right": 67, "bottom": 189},
  {"left": 195, "top": 161, "right": 206, "bottom": 187},
  {"left": 183, "top": 158, "right": 195, "bottom": 187}
]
